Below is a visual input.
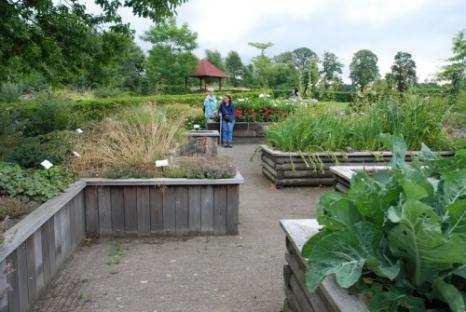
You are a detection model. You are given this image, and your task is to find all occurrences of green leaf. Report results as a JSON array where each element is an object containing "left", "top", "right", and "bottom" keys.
[
  {"left": 369, "top": 287, "right": 425, "bottom": 312},
  {"left": 442, "top": 169, "right": 466, "bottom": 207},
  {"left": 316, "top": 191, "right": 362, "bottom": 230},
  {"left": 305, "top": 222, "right": 399, "bottom": 292},
  {"left": 388, "top": 200, "right": 466, "bottom": 286},
  {"left": 432, "top": 277, "right": 465, "bottom": 312},
  {"left": 389, "top": 136, "right": 408, "bottom": 169},
  {"left": 446, "top": 199, "right": 466, "bottom": 236}
]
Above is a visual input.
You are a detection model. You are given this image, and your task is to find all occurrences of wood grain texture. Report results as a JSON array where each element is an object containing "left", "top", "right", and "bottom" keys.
[
  {"left": 123, "top": 187, "right": 138, "bottom": 234},
  {"left": 200, "top": 186, "right": 214, "bottom": 233},
  {"left": 213, "top": 186, "right": 227, "bottom": 234},
  {"left": 226, "top": 185, "right": 239, "bottom": 235},
  {"left": 97, "top": 186, "right": 112, "bottom": 235},
  {"left": 84, "top": 186, "right": 99, "bottom": 237},
  {"left": 162, "top": 187, "right": 176, "bottom": 233},
  {"left": 137, "top": 187, "right": 151, "bottom": 235},
  {"left": 188, "top": 186, "right": 201, "bottom": 233},
  {"left": 110, "top": 187, "right": 124, "bottom": 235},
  {"left": 175, "top": 187, "right": 189, "bottom": 234},
  {"left": 149, "top": 186, "right": 163, "bottom": 233}
]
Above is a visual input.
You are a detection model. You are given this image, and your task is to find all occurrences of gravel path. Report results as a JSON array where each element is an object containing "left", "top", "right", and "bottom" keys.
[{"left": 33, "top": 144, "right": 327, "bottom": 312}]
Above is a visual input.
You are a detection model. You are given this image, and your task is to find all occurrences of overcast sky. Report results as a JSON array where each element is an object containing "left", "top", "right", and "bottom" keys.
[{"left": 94, "top": 0, "right": 465, "bottom": 83}]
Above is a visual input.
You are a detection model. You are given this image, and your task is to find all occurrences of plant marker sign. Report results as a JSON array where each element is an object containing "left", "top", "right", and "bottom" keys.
[
  {"left": 75, "top": 128, "right": 84, "bottom": 134},
  {"left": 72, "top": 151, "right": 81, "bottom": 157},
  {"left": 40, "top": 159, "right": 54, "bottom": 170},
  {"left": 155, "top": 159, "right": 169, "bottom": 167},
  {"left": 193, "top": 124, "right": 200, "bottom": 130}
]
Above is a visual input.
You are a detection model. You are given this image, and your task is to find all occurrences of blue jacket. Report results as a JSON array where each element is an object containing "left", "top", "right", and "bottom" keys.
[
  {"left": 219, "top": 102, "right": 235, "bottom": 121},
  {"left": 203, "top": 95, "right": 218, "bottom": 118}
]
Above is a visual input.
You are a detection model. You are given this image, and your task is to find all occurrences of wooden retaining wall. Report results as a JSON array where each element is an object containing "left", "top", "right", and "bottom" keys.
[
  {"left": 330, "top": 165, "right": 388, "bottom": 193},
  {"left": 0, "top": 181, "right": 86, "bottom": 312},
  {"left": 280, "top": 219, "right": 368, "bottom": 312},
  {"left": 83, "top": 176, "right": 242, "bottom": 236},
  {"left": 207, "top": 122, "right": 268, "bottom": 143},
  {"left": 0, "top": 173, "right": 243, "bottom": 311},
  {"left": 261, "top": 145, "right": 454, "bottom": 187}
]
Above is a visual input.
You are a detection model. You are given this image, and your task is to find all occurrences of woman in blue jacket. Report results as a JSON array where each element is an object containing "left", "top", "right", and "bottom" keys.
[{"left": 218, "top": 94, "right": 235, "bottom": 148}]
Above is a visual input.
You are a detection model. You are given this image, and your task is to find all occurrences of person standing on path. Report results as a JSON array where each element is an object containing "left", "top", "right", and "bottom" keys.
[
  {"left": 203, "top": 90, "right": 218, "bottom": 123},
  {"left": 218, "top": 94, "right": 235, "bottom": 148}
]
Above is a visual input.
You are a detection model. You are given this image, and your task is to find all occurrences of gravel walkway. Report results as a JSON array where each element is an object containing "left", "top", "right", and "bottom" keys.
[{"left": 33, "top": 144, "right": 327, "bottom": 312}]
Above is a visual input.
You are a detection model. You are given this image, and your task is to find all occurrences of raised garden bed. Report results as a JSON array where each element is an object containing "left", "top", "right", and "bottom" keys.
[
  {"left": 280, "top": 219, "right": 368, "bottom": 312},
  {"left": 329, "top": 165, "right": 388, "bottom": 193},
  {"left": 180, "top": 130, "right": 220, "bottom": 156},
  {"left": 207, "top": 122, "right": 269, "bottom": 143},
  {"left": 0, "top": 173, "right": 243, "bottom": 311},
  {"left": 261, "top": 145, "right": 454, "bottom": 187}
]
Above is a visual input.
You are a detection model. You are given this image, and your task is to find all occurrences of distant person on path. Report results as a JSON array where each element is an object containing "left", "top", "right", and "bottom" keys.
[
  {"left": 218, "top": 94, "right": 235, "bottom": 148},
  {"left": 203, "top": 90, "right": 218, "bottom": 122}
]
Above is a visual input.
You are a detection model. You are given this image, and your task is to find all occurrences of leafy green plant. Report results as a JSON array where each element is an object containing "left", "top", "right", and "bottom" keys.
[
  {"left": 165, "top": 156, "right": 236, "bottom": 179},
  {"left": 267, "top": 95, "right": 454, "bottom": 152},
  {"left": 0, "top": 163, "right": 75, "bottom": 202},
  {"left": 302, "top": 139, "right": 466, "bottom": 311}
]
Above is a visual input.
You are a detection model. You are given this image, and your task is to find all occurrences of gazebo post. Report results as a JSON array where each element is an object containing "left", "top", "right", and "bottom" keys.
[{"left": 191, "top": 60, "right": 229, "bottom": 93}]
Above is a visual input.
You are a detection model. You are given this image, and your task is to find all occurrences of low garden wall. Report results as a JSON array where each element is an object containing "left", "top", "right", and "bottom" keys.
[
  {"left": 261, "top": 145, "right": 454, "bottom": 187},
  {"left": 280, "top": 219, "right": 368, "bottom": 312},
  {"left": 180, "top": 130, "right": 220, "bottom": 156},
  {"left": 207, "top": 122, "right": 269, "bottom": 143},
  {"left": 0, "top": 173, "right": 243, "bottom": 311},
  {"left": 330, "top": 165, "right": 388, "bottom": 193}
]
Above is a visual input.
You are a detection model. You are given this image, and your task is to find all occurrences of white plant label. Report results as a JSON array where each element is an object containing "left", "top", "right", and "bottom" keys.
[
  {"left": 75, "top": 128, "right": 84, "bottom": 134},
  {"left": 193, "top": 124, "right": 200, "bottom": 130},
  {"left": 72, "top": 151, "right": 81, "bottom": 157},
  {"left": 155, "top": 159, "right": 169, "bottom": 167},
  {"left": 40, "top": 160, "right": 54, "bottom": 170}
]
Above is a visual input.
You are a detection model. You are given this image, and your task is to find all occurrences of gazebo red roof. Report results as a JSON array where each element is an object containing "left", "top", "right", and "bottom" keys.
[{"left": 191, "top": 59, "right": 229, "bottom": 78}]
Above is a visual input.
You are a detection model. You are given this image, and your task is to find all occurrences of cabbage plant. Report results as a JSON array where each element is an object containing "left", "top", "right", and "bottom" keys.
[{"left": 302, "top": 139, "right": 466, "bottom": 311}]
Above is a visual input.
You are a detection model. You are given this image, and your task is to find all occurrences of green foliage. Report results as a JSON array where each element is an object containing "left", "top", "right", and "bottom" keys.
[
  {"left": 205, "top": 49, "right": 224, "bottom": 70},
  {"left": 302, "top": 141, "right": 466, "bottom": 311},
  {"left": 248, "top": 42, "right": 273, "bottom": 56},
  {"left": 321, "top": 52, "right": 344, "bottom": 90},
  {"left": 234, "top": 97, "right": 296, "bottom": 122},
  {"left": 225, "top": 51, "right": 244, "bottom": 87},
  {"left": 391, "top": 52, "right": 417, "bottom": 92},
  {"left": 267, "top": 95, "right": 453, "bottom": 152},
  {"left": 165, "top": 156, "right": 236, "bottom": 179},
  {"left": 5, "top": 131, "right": 75, "bottom": 168},
  {"left": 439, "top": 29, "right": 466, "bottom": 96},
  {"left": 307, "top": 58, "right": 320, "bottom": 97},
  {"left": 0, "top": 197, "right": 29, "bottom": 221},
  {"left": 0, "top": 163, "right": 75, "bottom": 202},
  {"left": 350, "top": 49, "right": 380, "bottom": 90},
  {"left": 143, "top": 18, "right": 198, "bottom": 87}
]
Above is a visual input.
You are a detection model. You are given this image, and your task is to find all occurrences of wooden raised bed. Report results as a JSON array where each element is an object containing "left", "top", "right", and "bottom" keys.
[
  {"left": 261, "top": 145, "right": 454, "bottom": 187},
  {"left": 280, "top": 219, "right": 368, "bottom": 312},
  {"left": 0, "top": 173, "right": 243, "bottom": 311},
  {"left": 180, "top": 130, "right": 220, "bottom": 156},
  {"left": 330, "top": 165, "right": 388, "bottom": 193},
  {"left": 207, "top": 122, "right": 269, "bottom": 143}
]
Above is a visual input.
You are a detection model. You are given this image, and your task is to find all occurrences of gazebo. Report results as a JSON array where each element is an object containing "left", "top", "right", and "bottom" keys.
[{"left": 188, "top": 59, "right": 229, "bottom": 91}]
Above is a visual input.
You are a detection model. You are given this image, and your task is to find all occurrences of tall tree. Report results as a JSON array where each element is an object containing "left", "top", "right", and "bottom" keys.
[
  {"left": 439, "top": 29, "right": 466, "bottom": 95},
  {"left": 391, "top": 51, "right": 417, "bottom": 92},
  {"left": 248, "top": 42, "right": 273, "bottom": 56},
  {"left": 205, "top": 49, "right": 224, "bottom": 70},
  {"left": 291, "top": 47, "right": 317, "bottom": 94},
  {"left": 350, "top": 49, "right": 380, "bottom": 90},
  {"left": 321, "top": 52, "right": 343, "bottom": 90},
  {"left": 225, "top": 51, "right": 244, "bottom": 87},
  {"left": 307, "top": 58, "right": 320, "bottom": 97},
  {"left": 143, "top": 18, "right": 198, "bottom": 87}
]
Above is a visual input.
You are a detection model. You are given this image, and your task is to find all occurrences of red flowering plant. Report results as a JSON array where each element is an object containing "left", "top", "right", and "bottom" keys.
[{"left": 227, "top": 96, "right": 296, "bottom": 122}]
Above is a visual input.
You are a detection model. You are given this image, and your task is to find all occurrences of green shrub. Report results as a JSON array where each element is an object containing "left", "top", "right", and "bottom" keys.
[
  {"left": 165, "top": 156, "right": 236, "bottom": 179},
  {"left": 0, "top": 163, "right": 75, "bottom": 202},
  {"left": 6, "top": 131, "right": 75, "bottom": 168},
  {"left": 0, "top": 82, "right": 25, "bottom": 103},
  {"left": 302, "top": 140, "right": 466, "bottom": 311},
  {"left": 0, "top": 197, "right": 30, "bottom": 221}
]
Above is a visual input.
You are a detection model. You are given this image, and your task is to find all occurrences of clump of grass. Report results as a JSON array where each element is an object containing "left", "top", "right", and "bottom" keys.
[
  {"left": 71, "top": 105, "right": 187, "bottom": 177},
  {"left": 165, "top": 156, "right": 236, "bottom": 179},
  {"left": 267, "top": 95, "right": 453, "bottom": 152},
  {"left": 0, "top": 197, "right": 29, "bottom": 221}
]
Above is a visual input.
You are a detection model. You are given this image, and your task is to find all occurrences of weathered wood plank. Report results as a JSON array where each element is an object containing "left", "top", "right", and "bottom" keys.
[
  {"left": 97, "top": 186, "right": 112, "bottom": 235},
  {"left": 137, "top": 187, "right": 150, "bottom": 235},
  {"left": 200, "top": 186, "right": 214, "bottom": 233},
  {"left": 226, "top": 185, "right": 239, "bottom": 235},
  {"left": 16, "top": 243, "right": 28, "bottom": 312},
  {"left": 162, "top": 187, "right": 176, "bottom": 233},
  {"left": 53, "top": 211, "right": 63, "bottom": 266},
  {"left": 149, "top": 186, "right": 163, "bottom": 233},
  {"left": 175, "top": 187, "right": 189, "bottom": 234},
  {"left": 40, "top": 219, "right": 56, "bottom": 282},
  {"left": 61, "top": 202, "right": 72, "bottom": 257},
  {"left": 110, "top": 187, "right": 124, "bottom": 235},
  {"left": 84, "top": 186, "right": 99, "bottom": 237},
  {"left": 123, "top": 187, "right": 138, "bottom": 234},
  {"left": 7, "top": 251, "right": 19, "bottom": 312},
  {"left": 213, "top": 186, "right": 227, "bottom": 234},
  {"left": 188, "top": 186, "right": 201, "bottom": 233},
  {"left": 26, "top": 231, "right": 44, "bottom": 304}
]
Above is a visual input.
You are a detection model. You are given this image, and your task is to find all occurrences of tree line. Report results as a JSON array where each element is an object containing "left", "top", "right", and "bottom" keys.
[{"left": 1, "top": 0, "right": 464, "bottom": 96}]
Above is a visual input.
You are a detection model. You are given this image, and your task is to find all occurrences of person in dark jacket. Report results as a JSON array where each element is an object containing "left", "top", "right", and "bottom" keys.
[{"left": 218, "top": 94, "right": 235, "bottom": 148}]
